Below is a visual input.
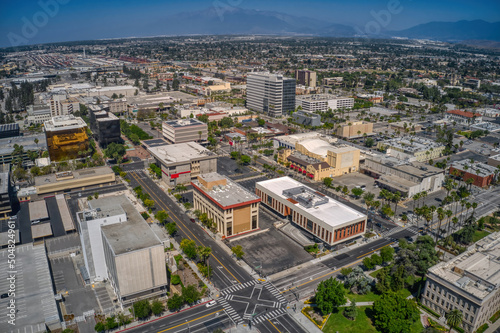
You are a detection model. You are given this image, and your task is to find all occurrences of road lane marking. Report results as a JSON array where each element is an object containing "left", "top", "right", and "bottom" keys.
[
  {"left": 156, "top": 309, "right": 223, "bottom": 332},
  {"left": 267, "top": 319, "right": 281, "bottom": 332}
]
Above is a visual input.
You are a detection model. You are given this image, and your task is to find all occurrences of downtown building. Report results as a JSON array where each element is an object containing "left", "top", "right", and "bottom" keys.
[
  {"left": 246, "top": 72, "right": 296, "bottom": 117},
  {"left": 88, "top": 107, "right": 121, "bottom": 147},
  {"left": 295, "top": 94, "right": 354, "bottom": 112},
  {"left": 192, "top": 173, "right": 260, "bottom": 238},
  {"left": 44, "top": 115, "right": 89, "bottom": 161},
  {"left": 162, "top": 118, "right": 208, "bottom": 144},
  {"left": 295, "top": 69, "right": 317, "bottom": 87},
  {"left": 256, "top": 177, "right": 366, "bottom": 247},
  {"left": 422, "top": 233, "right": 500, "bottom": 333}
]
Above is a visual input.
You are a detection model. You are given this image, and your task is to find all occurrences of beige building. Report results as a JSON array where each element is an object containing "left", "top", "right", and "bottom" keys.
[
  {"left": 295, "top": 69, "right": 317, "bottom": 87},
  {"left": 326, "top": 147, "right": 360, "bottom": 176},
  {"left": 377, "top": 136, "right": 445, "bottom": 162},
  {"left": 422, "top": 233, "right": 500, "bottom": 333},
  {"left": 335, "top": 121, "right": 374, "bottom": 139},
  {"left": 192, "top": 173, "right": 260, "bottom": 238},
  {"left": 50, "top": 94, "right": 79, "bottom": 117},
  {"left": 35, "top": 167, "right": 115, "bottom": 195},
  {"left": 278, "top": 149, "right": 334, "bottom": 181}
]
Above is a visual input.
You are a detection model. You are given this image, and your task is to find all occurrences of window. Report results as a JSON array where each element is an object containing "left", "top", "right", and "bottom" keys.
[
  {"left": 252, "top": 215, "right": 257, "bottom": 229},
  {"left": 267, "top": 196, "right": 272, "bottom": 205},
  {"left": 306, "top": 220, "right": 313, "bottom": 231}
]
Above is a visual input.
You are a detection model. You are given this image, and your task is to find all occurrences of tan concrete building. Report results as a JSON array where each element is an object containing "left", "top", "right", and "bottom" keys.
[
  {"left": 326, "top": 147, "right": 360, "bottom": 176},
  {"left": 422, "top": 233, "right": 500, "bottom": 333},
  {"left": 278, "top": 149, "right": 334, "bottom": 181},
  {"left": 35, "top": 167, "right": 115, "bottom": 195},
  {"left": 192, "top": 173, "right": 260, "bottom": 238},
  {"left": 335, "top": 121, "right": 374, "bottom": 139},
  {"left": 377, "top": 136, "right": 445, "bottom": 162}
]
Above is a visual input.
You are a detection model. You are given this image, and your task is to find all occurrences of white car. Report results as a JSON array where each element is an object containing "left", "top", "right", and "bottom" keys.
[{"left": 206, "top": 300, "right": 217, "bottom": 308}]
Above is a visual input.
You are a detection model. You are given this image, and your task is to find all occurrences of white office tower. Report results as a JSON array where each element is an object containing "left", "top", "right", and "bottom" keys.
[{"left": 246, "top": 72, "right": 296, "bottom": 118}]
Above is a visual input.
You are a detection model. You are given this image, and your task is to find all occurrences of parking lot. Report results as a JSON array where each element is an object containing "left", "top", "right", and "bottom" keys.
[
  {"left": 330, "top": 172, "right": 380, "bottom": 198},
  {"left": 217, "top": 156, "right": 253, "bottom": 177},
  {"left": 229, "top": 228, "right": 312, "bottom": 276}
]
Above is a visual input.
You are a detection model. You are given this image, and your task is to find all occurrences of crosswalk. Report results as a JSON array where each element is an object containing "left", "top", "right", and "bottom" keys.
[
  {"left": 380, "top": 226, "right": 420, "bottom": 238},
  {"left": 252, "top": 307, "right": 287, "bottom": 324},
  {"left": 220, "top": 280, "right": 259, "bottom": 297},
  {"left": 265, "top": 281, "right": 288, "bottom": 306},
  {"left": 218, "top": 298, "right": 243, "bottom": 325}
]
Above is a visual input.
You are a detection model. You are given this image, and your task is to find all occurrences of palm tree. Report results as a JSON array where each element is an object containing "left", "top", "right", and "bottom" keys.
[
  {"left": 446, "top": 309, "right": 463, "bottom": 333},
  {"left": 445, "top": 209, "right": 453, "bottom": 235},
  {"left": 436, "top": 208, "right": 444, "bottom": 242}
]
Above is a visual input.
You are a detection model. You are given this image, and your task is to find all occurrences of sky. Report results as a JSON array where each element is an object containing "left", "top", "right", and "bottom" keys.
[{"left": 1, "top": 0, "right": 499, "bottom": 48}]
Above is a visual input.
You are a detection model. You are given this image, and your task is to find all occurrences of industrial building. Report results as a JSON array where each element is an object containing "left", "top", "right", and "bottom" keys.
[
  {"left": 162, "top": 118, "right": 208, "bottom": 144},
  {"left": 325, "top": 147, "right": 361, "bottom": 176},
  {"left": 192, "top": 173, "right": 260, "bottom": 238},
  {"left": 44, "top": 115, "right": 89, "bottom": 161},
  {"left": 295, "top": 94, "right": 354, "bottom": 112},
  {"left": 422, "top": 233, "right": 500, "bottom": 333},
  {"left": 147, "top": 142, "right": 217, "bottom": 186},
  {"left": 295, "top": 69, "right": 317, "bottom": 87},
  {"left": 0, "top": 164, "right": 12, "bottom": 218},
  {"left": 77, "top": 195, "right": 168, "bottom": 304},
  {"left": 246, "top": 72, "right": 296, "bottom": 117},
  {"left": 256, "top": 177, "right": 367, "bottom": 246},
  {"left": 0, "top": 123, "right": 20, "bottom": 139},
  {"left": 292, "top": 110, "right": 322, "bottom": 127},
  {"left": 35, "top": 167, "right": 115, "bottom": 195},
  {"left": 335, "top": 121, "right": 374, "bottom": 139},
  {"left": 449, "top": 160, "right": 498, "bottom": 188},
  {"left": 363, "top": 155, "right": 445, "bottom": 197},
  {"left": 377, "top": 136, "right": 445, "bottom": 162},
  {"left": 89, "top": 108, "right": 121, "bottom": 146}
]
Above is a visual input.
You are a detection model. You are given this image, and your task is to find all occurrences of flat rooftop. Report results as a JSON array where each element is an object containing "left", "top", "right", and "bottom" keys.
[
  {"left": 367, "top": 155, "right": 443, "bottom": 177},
  {"left": 31, "top": 222, "right": 53, "bottom": 239},
  {"left": 148, "top": 142, "right": 215, "bottom": 165},
  {"left": 257, "top": 177, "right": 366, "bottom": 228},
  {"left": 44, "top": 115, "right": 87, "bottom": 132},
  {"left": 274, "top": 132, "right": 337, "bottom": 146},
  {"left": 296, "top": 94, "right": 352, "bottom": 101},
  {"left": 451, "top": 160, "right": 497, "bottom": 177},
  {"left": 0, "top": 122, "right": 19, "bottom": 132},
  {"left": 35, "top": 166, "right": 113, "bottom": 187},
  {"left": 0, "top": 134, "right": 47, "bottom": 156},
  {"left": 0, "top": 164, "right": 9, "bottom": 194},
  {"left": 192, "top": 172, "right": 260, "bottom": 208},
  {"left": 0, "top": 244, "right": 59, "bottom": 332},
  {"left": 164, "top": 118, "right": 206, "bottom": 128},
  {"left": 381, "top": 136, "right": 444, "bottom": 153},
  {"left": 29, "top": 200, "right": 49, "bottom": 221},
  {"left": 428, "top": 232, "right": 500, "bottom": 300}
]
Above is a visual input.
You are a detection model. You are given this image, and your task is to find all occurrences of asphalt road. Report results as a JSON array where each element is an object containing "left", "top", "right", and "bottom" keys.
[{"left": 127, "top": 170, "right": 252, "bottom": 290}]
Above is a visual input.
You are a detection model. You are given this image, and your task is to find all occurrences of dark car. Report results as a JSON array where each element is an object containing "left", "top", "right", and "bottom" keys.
[
  {"left": 1, "top": 293, "right": 8, "bottom": 299},
  {"left": 190, "top": 218, "right": 196, "bottom": 223},
  {"left": 375, "top": 223, "right": 382, "bottom": 228}
]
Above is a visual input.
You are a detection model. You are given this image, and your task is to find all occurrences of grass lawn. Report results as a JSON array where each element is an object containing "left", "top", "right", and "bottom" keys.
[
  {"left": 473, "top": 230, "right": 490, "bottom": 243},
  {"left": 322, "top": 306, "right": 424, "bottom": 333},
  {"left": 369, "top": 267, "right": 385, "bottom": 278}
]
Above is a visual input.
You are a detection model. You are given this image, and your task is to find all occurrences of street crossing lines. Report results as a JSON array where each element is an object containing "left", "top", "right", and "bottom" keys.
[
  {"left": 220, "top": 280, "right": 259, "bottom": 297},
  {"left": 252, "top": 308, "right": 287, "bottom": 324},
  {"left": 219, "top": 298, "right": 242, "bottom": 325},
  {"left": 265, "top": 281, "right": 287, "bottom": 306}
]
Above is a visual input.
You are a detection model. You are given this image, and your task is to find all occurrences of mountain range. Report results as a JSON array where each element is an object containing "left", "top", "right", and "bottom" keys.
[{"left": 155, "top": 8, "right": 500, "bottom": 42}]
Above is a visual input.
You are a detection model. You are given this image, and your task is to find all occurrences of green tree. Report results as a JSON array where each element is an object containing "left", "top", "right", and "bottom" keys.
[
  {"left": 133, "top": 300, "right": 151, "bottom": 319},
  {"left": 340, "top": 267, "right": 353, "bottom": 277},
  {"left": 257, "top": 118, "right": 266, "bottom": 126},
  {"left": 371, "top": 253, "right": 382, "bottom": 266},
  {"left": 180, "top": 239, "right": 198, "bottom": 259},
  {"left": 105, "top": 316, "right": 118, "bottom": 330},
  {"left": 94, "top": 192, "right": 99, "bottom": 199},
  {"left": 182, "top": 285, "right": 200, "bottom": 304},
  {"left": 151, "top": 299, "right": 165, "bottom": 316},
  {"left": 143, "top": 199, "right": 155, "bottom": 210},
  {"left": 343, "top": 299, "right": 358, "bottom": 320},
  {"left": 351, "top": 187, "right": 364, "bottom": 199},
  {"left": 166, "top": 222, "right": 177, "bottom": 236},
  {"left": 104, "top": 142, "right": 126, "bottom": 163},
  {"left": 363, "top": 256, "right": 374, "bottom": 270},
  {"left": 372, "top": 292, "right": 419, "bottom": 333},
  {"left": 380, "top": 246, "right": 395, "bottom": 263},
  {"left": 198, "top": 246, "right": 212, "bottom": 265},
  {"left": 240, "top": 154, "right": 251, "bottom": 164},
  {"left": 155, "top": 210, "right": 169, "bottom": 224},
  {"left": 446, "top": 309, "right": 463, "bottom": 333},
  {"left": 94, "top": 322, "right": 105, "bottom": 333},
  {"left": 231, "top": 245, "right": 244, "bottom": 259},
  {"left": 315, "top": 277, "right": 346, "bottom": 315},
  {"left": 381, "top": 204, "right": 394, "bottom": 218},
  {"left": 365, "top": 137, "right": 375, "bottom": 147},
  {"left": 167, "top": 293, "right": 184, "bottom": 311},
  {"left": 323, "top": 177, "right": 333, "bottom": 188}
]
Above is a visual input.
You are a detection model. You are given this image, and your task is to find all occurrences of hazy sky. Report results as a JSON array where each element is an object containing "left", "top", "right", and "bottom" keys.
[{"left": 1, "top": 0, "right": 499, "bottom": 47}]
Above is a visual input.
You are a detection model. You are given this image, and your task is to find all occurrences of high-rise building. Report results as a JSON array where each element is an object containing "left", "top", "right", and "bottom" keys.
[
  {"left": 44, "top": 115, "right": 89, "bottom": 161},
  {"left": 247, "top": 72, "right": 296, "bottom": 117},
  {"left": 295, "top": 69, "right": 317, "bottom": 87},
  {"left": 88, "top": 108, "right": 121, "bottom": 147}
]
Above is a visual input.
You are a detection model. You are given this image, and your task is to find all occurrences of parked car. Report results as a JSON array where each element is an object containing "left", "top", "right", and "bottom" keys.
[{"left": 206, "top": 300, "right": 217, "bottom": 308}]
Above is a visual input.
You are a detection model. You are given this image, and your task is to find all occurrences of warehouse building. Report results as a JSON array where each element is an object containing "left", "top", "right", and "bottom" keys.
[
  {"left": 35, "top": 167, "right": 115, "bottom": 195},
  {"left": 162, "top": 118, "right": 208, "bottom": 144},
  {"left": 335, "top": 121, "right": 374, "bottom": 139},
  {"left": 192, "top": 173, "right": 260, "bottom": 238},
  {"left": 422, "top": 232, "right": 500, "bottom": 333},
  {"left": 377, "top": 136, "right": 445, "bottom": 162},
  {"left": 147, "top": 142, "right": 217, "bottom": 186},
  {"left": 256, "top": 177, "right": 366, "bottom": 246}
]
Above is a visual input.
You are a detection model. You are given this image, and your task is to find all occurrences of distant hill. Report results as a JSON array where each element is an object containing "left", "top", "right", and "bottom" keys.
[
  {"left": 389, "top": 20, "right": 500, "bottom": 42},
  {"left": 156, "top": 7, "right": 355, "bottom": 36}
]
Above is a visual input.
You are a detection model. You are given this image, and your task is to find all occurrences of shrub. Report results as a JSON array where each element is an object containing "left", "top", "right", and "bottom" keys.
[{"left": 171, "top": 275, "right": 181, "bottom": 285}]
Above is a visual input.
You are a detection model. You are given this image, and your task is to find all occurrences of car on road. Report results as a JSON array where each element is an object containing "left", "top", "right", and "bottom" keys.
[
  {"left": 375, "top": 223, "right": 382, "bottom": 228},
  {"left": 206, "top": 300, "right": 217, "bottom": 308},
  {"left": 1, "top": 293, "right": 8, "bottom": 299},
  {"left": 190, "top": 218, "right": 196, "bottom": 223}
]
